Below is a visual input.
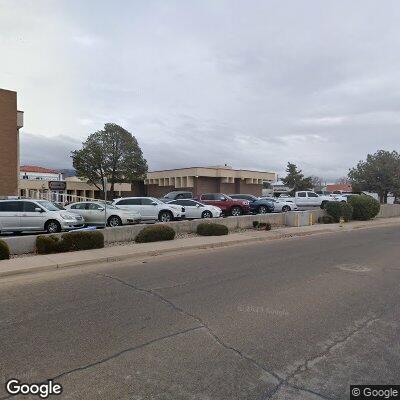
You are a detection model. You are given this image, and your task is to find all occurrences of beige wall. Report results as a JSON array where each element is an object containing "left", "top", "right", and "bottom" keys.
[
  {"left": 19, "top": 178, "right": 133, "bottom": 199},
  {"left": 0, "top": 89, "right": 19, "bottom": 196}
]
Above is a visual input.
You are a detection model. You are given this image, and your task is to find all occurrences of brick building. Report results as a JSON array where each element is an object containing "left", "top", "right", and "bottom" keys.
[
  {"left": 0, "top": 89, "right": 24, "bottom": 197},
  {"left": 145, "top": 166, "right": 276, "bottom": 197}
]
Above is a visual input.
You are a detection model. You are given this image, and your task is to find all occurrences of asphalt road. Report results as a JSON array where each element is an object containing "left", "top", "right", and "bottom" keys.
[{"left": 1, "top": 224, "right": 400, "bottom": 400}]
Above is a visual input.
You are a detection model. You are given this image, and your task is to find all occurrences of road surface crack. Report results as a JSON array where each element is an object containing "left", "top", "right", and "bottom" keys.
[
  {"left": 0, "top": 326, "right": 202, "bottom": 400},
  {"left": 96, "top": 273, "right": 336, "bottom": 400},
  {"left": 257, "top": 315, "right": 383, "bottom": 400},
  {"left": 94, "top": 273, "right": 283, "bottom": 384},
  {"left": 286, "top": 314, "right": 381, "bottom": 383}
]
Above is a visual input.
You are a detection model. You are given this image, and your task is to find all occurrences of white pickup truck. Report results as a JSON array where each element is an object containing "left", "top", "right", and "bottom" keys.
[{"left": 282, "top": 191, "right": 335, "bottom": 209}]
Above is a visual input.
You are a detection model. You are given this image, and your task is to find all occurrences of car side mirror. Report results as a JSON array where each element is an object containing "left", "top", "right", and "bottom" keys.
[
  {"left": 196, "top": 204, "right": 201, "bottom": 208},
  {"left": 98, "top": 207, "right": 105, "bottom": 211},
  {"left": 35, "top": 207, "right": 43, "bottom": 213}
]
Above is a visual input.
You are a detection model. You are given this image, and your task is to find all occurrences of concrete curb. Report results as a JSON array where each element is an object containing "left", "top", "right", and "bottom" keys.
[{"left": 1, "top": 217, "right": 400, "bottom": 279}]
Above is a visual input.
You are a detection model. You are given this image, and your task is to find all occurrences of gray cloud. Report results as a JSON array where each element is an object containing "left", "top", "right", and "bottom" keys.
[{"left": 4, "top": 0, "right": 400, "bottom": 180}]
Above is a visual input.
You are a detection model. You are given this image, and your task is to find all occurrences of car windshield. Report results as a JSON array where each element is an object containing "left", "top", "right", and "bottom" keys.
[
  {"left": 151, "top": 198, "right": 163, "bottom": 205},
  {"left": 98, "top": 201, "right": 117, "bottom": 209},
  {"left": 36, "top": 200, "right": 63, "bottom": 211}
]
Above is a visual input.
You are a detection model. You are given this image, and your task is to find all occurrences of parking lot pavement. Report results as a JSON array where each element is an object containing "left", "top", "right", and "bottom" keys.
[{"left": 1, "top": 224, "right": 400, "bottom": 399}]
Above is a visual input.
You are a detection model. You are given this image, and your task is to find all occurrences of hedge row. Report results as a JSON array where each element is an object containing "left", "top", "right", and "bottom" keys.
[
  {"left": 348, "top": 196, "right": 380, "bottom": 220},
  {"left": 36, "top": 231, "right": 104, "bottom": 254},
  {"left": 0, "top": 240, "right": 10, "bottom": 260},
  {"left": 135, "top": 225, "right": 175, "bottom": 243},
  {"left": 196, "top": 223, "right": 228, "bottom": 236},
  {"left": 325, "top": 202, "right": 353, "bottom": 223},
  {"left": 323, "top": 196, "right": 380, "bottom": 223}
]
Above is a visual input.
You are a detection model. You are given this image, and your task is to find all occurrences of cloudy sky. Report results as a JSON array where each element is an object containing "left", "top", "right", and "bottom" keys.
[{"left": 1, "top": 0, "right": 400, "bottom": 180}]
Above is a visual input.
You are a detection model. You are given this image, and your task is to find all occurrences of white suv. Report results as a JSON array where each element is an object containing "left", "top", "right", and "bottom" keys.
[
  {"left": 0, "top": 199, "right": 84, "bottom": 234},
  {"left": 113, "top": 197, "right": 185, "bottom": 222}
]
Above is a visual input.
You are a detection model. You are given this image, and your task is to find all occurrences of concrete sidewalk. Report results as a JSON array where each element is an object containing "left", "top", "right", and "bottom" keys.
[{"left": 1, "top": 217, "right": 400, "bottom": 278}]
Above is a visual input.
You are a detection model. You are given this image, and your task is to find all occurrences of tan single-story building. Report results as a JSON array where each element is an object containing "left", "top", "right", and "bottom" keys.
[
  {"left": 19, "top": 175, "right": 136, "bottom": 202},
  {"left": 145, "top": 165, "right": 277, "bottom": 197}
]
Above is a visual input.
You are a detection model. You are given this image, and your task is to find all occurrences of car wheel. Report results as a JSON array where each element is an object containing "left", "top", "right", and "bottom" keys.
[
  {"left": 282, "top": 205, "right": 291, "bottom": 212},
  {"left": 45, "top": 220, "right": 61, "bottom": 233},
  {"left": 107, "top": 216, "right": 122, "bottom": 227},
  {"left": 202, "top": 210, "right": 213, "bottom": 218},
  {"left": 158, "top": 211, "right": 173, "bottom": 222},
  {"left": 231, "top": 206, "right": 242, "bottom": 216},
  {"left": 258, "top": 205, "right": 268, "bottom": 214}
]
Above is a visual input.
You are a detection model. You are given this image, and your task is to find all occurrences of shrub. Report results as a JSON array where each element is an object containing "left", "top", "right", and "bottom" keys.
[
  {"left": 135, "top": 225, "right": 176, "bottom": 243},
  {"left": 61, "top": 230, "right": 104, "bottom": 251},
  {"left": 252, "top": 221, "right": 272, "bottom": 230},
  {"left": 36, "top": 231, "right": 104, "bottom": 254},
  {"left": 196, "top": 223, "right": 228, "bottom": 236},
  {"left": 341, "top": 202, "right": 354, "bottom": 222},
  {"left": 36, "top": 235, "right": 62, "bottom": 254},
  {"left": 0, "top": 240, "right": 10, "bottom": 260},
  {"left": 325, "top": 201, "right": 353, "bottom": 223},
  {"left": 348, "top": 195, "right": 380, "bottom": 221},
  {"left": 318, "top": 215, "right": 335, "bottom": 224}
]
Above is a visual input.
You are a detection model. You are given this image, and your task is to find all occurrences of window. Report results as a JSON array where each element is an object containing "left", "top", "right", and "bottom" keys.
[
  {"left": 216, "top": 194, "right": 226, "bottom": 201},
  {"left": 177, "top": 192, "right": 192, "bottom": 199},
  {"left": 88, "top": 203, "right": 103, "bottom": 210},
  {"left": 0, "top": 201, "right": 23, "bottom": 212},
  {"left": 308, "top": 192, "right": 318, "bottom": 198},
  {"left": 141, "top": 198, "right": 155, "bottom": 205},
  {"left": 71, "top": 203, "right": 87, "bottom": 210},
  {"left": 297, "top": 192, "right": 306, "bottom": 198},
  {"left": 116, "top": 198, "right": 141, "bottom": 205},
  {"left": 22, "top": 202, "right": 40, "bottom": 212},
  {"left": 174, "top": 200, "right": 196, "bottom": 206},
  {"left": 36, "top": 201, "right": 60, "bottom": 211},
  {"left": 201, "top": 194, "right": 215, "bottom": 200}
]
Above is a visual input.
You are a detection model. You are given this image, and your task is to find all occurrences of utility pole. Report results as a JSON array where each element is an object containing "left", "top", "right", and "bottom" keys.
[{"left": 103, "top": 177, "right": 108, "bottom": 228}]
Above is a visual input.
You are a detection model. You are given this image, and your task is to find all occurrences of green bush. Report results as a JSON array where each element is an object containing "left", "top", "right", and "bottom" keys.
[
  {"left": 36, "top": 231, "right": 104, "bottom": 254},
  {"left": 325, "top": 201, "right": 353, "bottom": 222},
  {"left": 253, "top": 221, "right": 272, "bottom": 230},
  {"left": 0, "top": 239, "right": 10, "bottom": 260},
  {"left": 36, "top": 235, "right": 62, "bottom": 254},
  {"left": 318, "top": 215, "right": 335, "bottom": 224},
  {"left": 196, "top": 223, "right": 228, "bottom": 236},
  {"left": 135, "top": 225, "right": 176, "bottom": 243},
  {"left": 348, "top": 195, "right": 380, "bottom": 220},
  {"left": 61, "top": 230, "right": 104, "bottom": 251}
]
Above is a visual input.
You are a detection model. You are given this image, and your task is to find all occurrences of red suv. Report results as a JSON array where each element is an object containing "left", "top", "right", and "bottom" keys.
[{"left": 196, "top": 193, "right": 250, "bottom": 216}]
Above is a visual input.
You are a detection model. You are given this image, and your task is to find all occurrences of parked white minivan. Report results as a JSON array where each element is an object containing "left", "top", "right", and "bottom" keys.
[
  {"left": 113, "top": 197, "right": 185, "bottom": 222},
  {"left": 0, "top": 199, "right": 84, "bottom": 234}
]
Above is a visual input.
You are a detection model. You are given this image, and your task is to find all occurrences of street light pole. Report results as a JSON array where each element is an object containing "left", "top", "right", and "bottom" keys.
[{"left": 103, "top": 177, "right": 108, "bottom": 228}]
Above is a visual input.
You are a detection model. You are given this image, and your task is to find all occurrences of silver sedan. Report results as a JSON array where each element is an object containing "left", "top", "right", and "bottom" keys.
[{"left": 66, "top": 201, "right": 141, "bottom": 227}]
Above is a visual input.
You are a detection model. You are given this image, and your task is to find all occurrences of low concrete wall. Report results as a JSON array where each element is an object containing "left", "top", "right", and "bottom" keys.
[
  {"left": 377, "top": 204, "right": 400, "bottom": 218},
  {"left": 0, "top": 209, "right": 325, "bottom": 256}
]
